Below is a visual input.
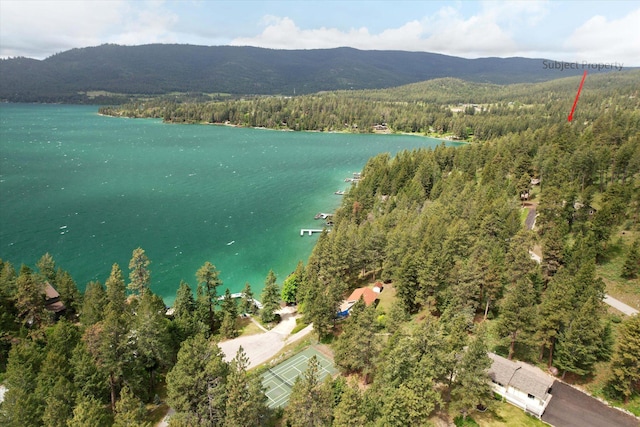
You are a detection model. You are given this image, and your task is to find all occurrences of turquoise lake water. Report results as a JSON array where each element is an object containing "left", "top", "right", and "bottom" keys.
[{"left": 0, "top": 104, "right": 444, "bottom": 304}]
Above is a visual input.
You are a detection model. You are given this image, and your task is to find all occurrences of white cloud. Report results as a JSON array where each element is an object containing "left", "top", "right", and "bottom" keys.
[
  {"left": 565, "top": 8, "right": 640, "bottom": 66},
  {"left": 0, "top": 0, "right": 180, "bottom": 59},
  {"left": 230, "top": 3, "right": 546, "bottom": 58}
]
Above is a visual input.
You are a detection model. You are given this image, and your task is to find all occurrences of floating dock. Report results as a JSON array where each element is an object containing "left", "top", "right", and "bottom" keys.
[
  {"left": 300, "top": 229, "right": 324, "bottom": 236},
  {"left": 314, "top": 212, "right": 333, "bottom": 220}
]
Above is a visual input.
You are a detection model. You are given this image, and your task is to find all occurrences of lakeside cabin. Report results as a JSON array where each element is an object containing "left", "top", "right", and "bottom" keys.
[{"left": 337, "top": 286, "right": 379, "bottom": 318}]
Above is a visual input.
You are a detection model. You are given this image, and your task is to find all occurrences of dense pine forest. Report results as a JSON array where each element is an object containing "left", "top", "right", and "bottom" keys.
[{"left": 1, "top": 71, "right": 640, "bottom": 426}]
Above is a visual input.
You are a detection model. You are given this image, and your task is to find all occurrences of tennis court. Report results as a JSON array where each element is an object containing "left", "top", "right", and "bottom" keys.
[{"left": 262, "top": 346, "right": 338, "bottom": 408}]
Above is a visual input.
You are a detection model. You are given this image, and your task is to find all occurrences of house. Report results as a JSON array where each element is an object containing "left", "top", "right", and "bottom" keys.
[
  {"left": 487, "top": 353, "right": 554, "bottom": 418},
  {"left": 337, "top": 286, "right": 378, "bottom": 318},
  {"left": 44, "top": 282, "right": 66, "bottom": 316}
]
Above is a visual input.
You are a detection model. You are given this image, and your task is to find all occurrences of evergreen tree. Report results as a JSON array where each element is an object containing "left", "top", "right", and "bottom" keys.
[
  {"left": 220, "top": 288, "right": 238, "bottom": 339},
  {"left": 114, "top": 385, "right": 150, "bottom": 427},
  {"left": 494, "top": 278, "right": 536, "bottom": 360},
  {"left": 36, "top": 252, "right": 57, "bottom": 285},
  {"left": 14, "top": 264, "right": 46, "bottom": 328},
  {"left": 172, "top": 280, "right": 197, "bottom": 341},
  {"left": 42, "top": 376, "right": 76, "bottom": 427},
  {"left": 196, "top": 262, "right": 222, "bottom": 334},
  {"left": 0, "top": 340, "right": 44, "bottom": 427},
  {"left": 332, "top": 382, "right": 367, "bottom": 427},
  {"left": 98, "top": 263, "right": 130, "bottom": 411},
  {"left": 606, "top": 315, "right": 640, "bottom": 403},
  {"left": 535, "top": 269, "right": 574, "bottom": 367},
  {"left": 555, "top": 296, "right": 607, "bottom": 378},
  {"left": 80, "top": 280, "right": 106, "bottom": 326},
  {"left": 166, "top": 334, "right": 229, "bottom": 426},
  {"left": 284, "top": 356, "right": 334, "bottom": 427},
  {"left": 224, "top": 347, "right": 268, "bottom": 427},
  {"left": 133, "top": 291, "right": 172, "bottom": 397},
  {"left": 260, "top": 270, "right": 280, "bottom": 324},
  {"left": 450, "top": 326, "right": 493, "bottom": 420},
  {"left": 128, "top": 247, "right": 151, "bottom": 297},
  {"left": 333, "top": 299, "right": 378, "bottom": 383},
  {"left": 56, "top": 269, "right": 82, "bottom": 318},
  {"left": 281, "top": 262, "right": 303, "bottom": 304},
  {"left": 621, "top": 239, "right": 640, "bottom": 279},
  {"left": 68, "top": 396, "right": 112, "bottom": 427},
  {"left": 239, "top": 282, "right": 256, "bottom": 315},
  {"left": 70, "top": 341, "right": 109, "bottom": 403}
]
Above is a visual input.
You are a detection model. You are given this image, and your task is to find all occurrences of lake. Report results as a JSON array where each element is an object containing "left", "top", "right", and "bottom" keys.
[{"left": 0, "top": 104, "right": 445, "bottom": 304}]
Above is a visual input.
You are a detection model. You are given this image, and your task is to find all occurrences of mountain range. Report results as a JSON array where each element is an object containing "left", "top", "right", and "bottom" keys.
[{"left": 0, "top": 44, "right": 618, "bottom": 103}]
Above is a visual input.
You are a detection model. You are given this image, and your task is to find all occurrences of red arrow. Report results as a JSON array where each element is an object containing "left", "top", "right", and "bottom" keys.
[{"left": 568, "top": 70, "right": 587, "bottom": 122}]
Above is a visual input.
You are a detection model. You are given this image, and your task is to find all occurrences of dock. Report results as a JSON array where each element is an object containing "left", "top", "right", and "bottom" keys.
[{"left": 300, "top": 229, "right": 324, "bottom": 236}]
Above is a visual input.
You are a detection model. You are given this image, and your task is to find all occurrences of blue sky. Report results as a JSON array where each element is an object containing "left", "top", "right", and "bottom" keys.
[{"left": 1, "top": 1, "right": 638, "bottom": 65}]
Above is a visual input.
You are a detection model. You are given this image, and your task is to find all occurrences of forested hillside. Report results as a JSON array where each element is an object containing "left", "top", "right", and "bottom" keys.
[
  {"left": 101, "top": 71, "right": 640, "bottom": 141},
  {"left": 1, "top": 72, "right": 639, "bottom": 426},
  {"left": 0, "top": 44, "right": 614, "bottom": 103}
]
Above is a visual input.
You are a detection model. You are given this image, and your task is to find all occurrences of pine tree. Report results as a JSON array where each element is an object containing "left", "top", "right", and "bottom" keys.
[
  {"left": 114, "top": 385, "right": 150, "bottom": 427},
  {"left": 80, "top": 280, "right": 106, "bottom": 326},
  {"left": 98, "top": 263, "right": 130, "bottom": 411},
  {"left": 284, "top": 356, "right": 334, "bottom": 427},
  {"left": 281, "top": 263, "right": 303, "bottom": 305},
  {"left": 42, "top": 376, "right": 76, "bottom": 427},
  {"left": 166, "top": 334, "right": 229, "bottom": 425},
  {"left": 196, "top": 262, "right": 222, "bottom": 334},
  {"left": 333, "top": 299, "right": 378, "bottom": 382},
  {"left": 172, "top": 280, "right": 197, "bottom": 341},
  {"left": 621, "top": 239, "right": 640, "bottom": 279},
  {"left": 56, "top": 269, "right": 82, "bottom": 318},
  {"left": 450, "top": 326, "right": 493, "bottom": 420},
  {"left": 68, "top": 396, "right": 112, "bottom": 427},
  {"left": 14, "top": 264, "right": 46, "bottom": 328},
  {"left": 0, "top": 340, "right": 44, "bottom": 427},
  {"left": 606, "top": 315, "right": 640, "bottom": 403},
  {"left": 239, "top": 282, "right": 256, "bottom": 315},
  {"left": 133, "top": 291, "right": 172, "bottom": 396},
  {"left": 332, "top": 382, "right": 367, "bottom": 427},
  {"left": 555, "top": 296, "right": 607, "bottom": 378},
  {"left": 36, "top": 252, "right": 57, "bottom": 285},
  {"left": 494, "top": 278, "right": 536, "bottom": 360},
  {"left": 224, "top": 347, "right": 268, "bottom": 426},
  {"left": 535, "top": 269, "right": 574, "bottom": 367},
  {"left": 128, "top": 247, "right": 151, "bottom": 297},
  {"left": 260, "top": 270, "right": 280, "bottom": 324}
]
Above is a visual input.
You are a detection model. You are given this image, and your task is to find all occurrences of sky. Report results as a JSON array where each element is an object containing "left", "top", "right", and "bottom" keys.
[{"left": 0, "top": 0, "right": 638, "bottom": 66}]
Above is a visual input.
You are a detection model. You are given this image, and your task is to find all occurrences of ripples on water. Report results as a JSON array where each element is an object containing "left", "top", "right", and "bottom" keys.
[{"left": 0, "top": 104, "right": 443, "bottom": 304}]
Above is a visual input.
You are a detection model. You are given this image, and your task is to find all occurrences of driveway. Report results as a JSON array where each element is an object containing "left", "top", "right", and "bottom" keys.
[
  {"left": 542, "top": 381, "right": 639, "bottom": 427},
  {"left": 217, "top": 306, "right": 314, "bottom": 369}
]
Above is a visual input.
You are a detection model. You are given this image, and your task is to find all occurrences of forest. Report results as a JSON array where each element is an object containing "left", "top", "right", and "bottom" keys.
[
  {"left": 0, "top": 44, "right": 599, "bottom": 103},
  {"left": 1, "top": 70, "right": 640, "bottom": 426}
]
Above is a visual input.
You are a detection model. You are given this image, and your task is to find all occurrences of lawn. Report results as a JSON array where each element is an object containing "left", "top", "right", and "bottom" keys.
[
  {"left": 596, "top": 230, "right": 640, "bottom": 311},
  {"left": 471, "top": 400, "right": 548, "bottom": 427}
]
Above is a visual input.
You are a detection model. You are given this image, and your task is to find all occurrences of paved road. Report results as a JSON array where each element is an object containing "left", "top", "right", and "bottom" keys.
[
  {"left": 217, "top": 306, "right": 314, "bottom": 369},
  {"left": 604, "top": 295, "right": 639, "bottom": 316},
  {"left": 542, "top": 381, "right": 639, "bottom": 427}
]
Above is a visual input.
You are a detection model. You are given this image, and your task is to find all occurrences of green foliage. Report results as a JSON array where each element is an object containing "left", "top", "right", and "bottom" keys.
[
  {"left": 224, "top": 347, "right": 268, "bottom": 427},
  {"left": 281, "top": 262, "right": 304, "bottom": 304},
  {"left": 114, "top": 385, "right": 150, "bottom": 427},
  {"left": 606, "top": 315, "right": 640, "bottom": 403},
  {"left": 283, "top": 356, "right": 334, "bottom": 427},
  {"left": 333, "top": 299, "right": 378, "bottom": 381},
  {"left": 80, "top": 280, "right": 106, "bottom": 326},
  {"left": 621, "top": 239, "right": 640, "bottom": 279},
  {"left": 128, "top": 247, "right": 151, "bottom": 297},
  {"left": 239, "top": 282, "right": 257, "bottom": 315},
  {"left": 166, "top": 333, "right": 228, "bottom": 425},
  {"left": 196, "top": 261, "right": 222, "bottom": 335},
  {"left": 260, "top": 270, "right": 280, "bottom": 324}
]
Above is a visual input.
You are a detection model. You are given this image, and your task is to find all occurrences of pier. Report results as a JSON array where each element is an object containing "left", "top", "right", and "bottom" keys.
[{"left": 300, "top": 229, "right": 324, "bottom": 236}]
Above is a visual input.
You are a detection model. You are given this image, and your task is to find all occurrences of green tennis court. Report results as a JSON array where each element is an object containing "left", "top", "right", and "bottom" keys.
[{"left": 262, "top": 346, "right": 338, "bottom": 408}]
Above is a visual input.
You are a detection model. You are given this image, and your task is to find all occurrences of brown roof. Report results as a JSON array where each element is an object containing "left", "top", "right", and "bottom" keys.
[
  {"left": 488, "top": 353, "right": 553, "bottom": 400},
  {"left": 44, "top": 282, "right": 60, "bottom": 299},
  {"left": 346, "top": 287, "right": 378, "bottom": 307},
  {"left": 43, "top": 282, "right": 66, "bottom": 313}
]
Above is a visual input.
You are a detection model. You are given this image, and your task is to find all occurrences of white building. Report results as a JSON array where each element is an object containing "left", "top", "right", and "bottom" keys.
[{"left": 487, "top": 353, "right": 554, "bottom": 418}]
